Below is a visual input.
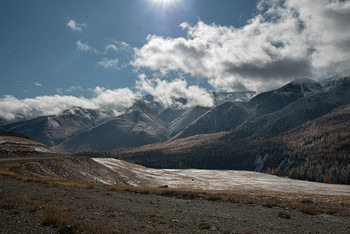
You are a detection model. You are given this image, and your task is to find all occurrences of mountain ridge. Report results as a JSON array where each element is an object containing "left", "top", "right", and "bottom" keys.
[{"left": 1, "top": 76, "right": 350, "bottom": 184}]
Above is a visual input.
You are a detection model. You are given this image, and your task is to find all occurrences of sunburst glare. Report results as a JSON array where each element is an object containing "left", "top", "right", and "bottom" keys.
[{"left": 151, "top": 0, "right": 180, "bottom": 6}]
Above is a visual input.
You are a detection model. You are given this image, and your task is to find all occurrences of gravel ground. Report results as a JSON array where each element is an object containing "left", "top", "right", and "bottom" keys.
[{"left": 0, "top": 175, "right": 349, "bottom": 233}]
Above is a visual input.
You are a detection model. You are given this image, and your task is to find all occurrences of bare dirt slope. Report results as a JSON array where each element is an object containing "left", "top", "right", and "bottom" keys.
[
  {"left": 0, "top": 135, "right": 55, "bottom": 158},
  {"left": 6, "top": 157, "right": 124, "bottom": 185}
]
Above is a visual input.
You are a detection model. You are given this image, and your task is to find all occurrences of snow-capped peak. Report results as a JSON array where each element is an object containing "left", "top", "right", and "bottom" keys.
[{"left": 57, "top": 106, "right": 97, "bottom": 120}]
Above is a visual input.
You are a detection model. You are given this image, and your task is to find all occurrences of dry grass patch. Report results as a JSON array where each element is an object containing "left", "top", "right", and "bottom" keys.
[
  {"left": 42, "top": 209, "right": 116, "bottom": 234},
  {"left": 278, "top": 211, "right": 291, "bottom": 219},
  {"left": 42, "top": 210, "right": 83, "bottom": 233},
  {"left": 0, "top": 192, "right": 29, "bottom": 212}
]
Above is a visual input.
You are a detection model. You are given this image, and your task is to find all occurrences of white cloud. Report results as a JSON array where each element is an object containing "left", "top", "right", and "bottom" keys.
[
  {"left": 100, "top": 41, "right": 134, "bottom": 69},
  {"left": 33, "top": 82, "right": 42, "bottom": 87},
  {"left": 136, "top": 74, "right": 214, "bottom": 108},
  {"left": 76, "top": 40, "right": 90, "bottom": 51},
  {"left": 0, "top": 79, "right": 214, "bottom": 121},
  {"left": 0, "top": 88, "right": 138, "bottom": 121},
  {"left": 56, "top": 86, "right": 84, "bottom": 94},
  {"left": 67, "top": 19, "right": 86, "bottom": 32},
  {"left": 104, "top": 41, "right": 132, "bottom": 53},
  {"left": 97, "top": 58, "right": 120, "bottom": 69},
  {"left": 76, "top": 40, "right": 100, "bottom": 54},
  {"left": 66, "top": 86, "right": 84, "bottom": 93},
  {"left": 105, "top": 44, "right": 119, "bottom": 52},
  {"left": 133, "top": 0, "right": 350, "bottom": 92},
  {"left": 284, "top": 0, "right": 350, "bottom": 76}
]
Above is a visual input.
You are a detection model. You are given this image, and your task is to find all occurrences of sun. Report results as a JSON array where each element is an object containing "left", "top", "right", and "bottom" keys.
[
  {"left": 147, "top": 0, "right": 182, "bottom": 12},
  {"left": 152, "top": 0, "right": 179, "bottom": 5}
]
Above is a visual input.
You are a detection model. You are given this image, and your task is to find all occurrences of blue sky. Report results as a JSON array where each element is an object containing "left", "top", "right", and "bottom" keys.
[
  {"left": 1, "top": 0, "right": 350, "bottom": 120},
  {"left": 0, "top": 0, "right": 258, "bottom": 99}
]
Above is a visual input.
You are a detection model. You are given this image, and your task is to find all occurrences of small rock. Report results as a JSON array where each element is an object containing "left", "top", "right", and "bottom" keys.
[
  {"left": 209, "top": 226, "right": 218, "bottom": 231},
  {"left": 172, "top": 219, "right": 179, "bottom": 223}
]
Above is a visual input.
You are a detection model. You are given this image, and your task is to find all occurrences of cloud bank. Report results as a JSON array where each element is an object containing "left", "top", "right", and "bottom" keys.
[
  {"left": 0, "top": 75, "right": 216, "bottom": 121},
  {"left": 0, "top": 88, "right": 137, "bottom": 121},
  {"left": 133, "top": 0, "right": 350, "bottom": 92},
  {"left": 136, "top": 74, "right": 214, "bottom": 108}
]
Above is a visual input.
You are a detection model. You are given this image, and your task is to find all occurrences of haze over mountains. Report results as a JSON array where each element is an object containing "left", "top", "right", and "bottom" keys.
[{"left": 1, "top": 75, "right": 350, "bottom": 184}]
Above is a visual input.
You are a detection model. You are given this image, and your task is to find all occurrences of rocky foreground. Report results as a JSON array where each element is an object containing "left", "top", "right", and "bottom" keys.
[{"left": 0, "top": 171, "right": 349, "bottom": 233}]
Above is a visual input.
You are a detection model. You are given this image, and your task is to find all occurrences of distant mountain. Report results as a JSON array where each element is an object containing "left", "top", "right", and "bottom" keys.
[
  {"left": 123, "top": 75, "right": 350, "bottom": 184},
  {"left": 173, "top": 78, "right": 323, "bottom": 140},
  {"left": 226, "top": 76, "right": 350, "bottom": 141},
  {"left": 2, "top": 75, "right": 349, "bottom": 183},
  {"left": 158, "top": 108, "right": 186, "bottom": 124},
  {"left": 58, "top": 102, "right": 168, "bottom": 152},
  {"left": 174, "top": 102, "right": 251, "bottom": 139},
  {"left": 168, "top": 106, "right": 211, "bottom": 137},
  {"left": 0, "top": 117, "right": 8, "bottom": 127},
  {"left": 0, "top": 91, "right": 252, "bottom": 151},
  {"left": 248, "top": 78, "right": 323, "bottom": 115},
  {"left": 0, "top": 107, "right": 100, "bottom": 146},
  {"left": 209, "top": 91, "right": 256, "bottom": 105},
  {"left": 58, "top": 91, "right": 253, "bottom": 152}
]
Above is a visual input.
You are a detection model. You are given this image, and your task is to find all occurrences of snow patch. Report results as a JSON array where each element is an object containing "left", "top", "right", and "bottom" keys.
[
  {"left": 32, "top": 146, "right": 51, "bottom": 153},
  {"left": 276, "top": 160, "right": 285, "bottom": 171},
  {"left": 47, "top": 117, "right": 60, "bottom": 128},
  {"left": 93, "top": 158, "right": 350, "bottom": 196},
  {"left": 254, "top": 154, "right": 268, "bottom": 172}
]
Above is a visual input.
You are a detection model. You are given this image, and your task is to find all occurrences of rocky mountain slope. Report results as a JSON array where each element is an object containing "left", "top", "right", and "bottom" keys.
[
  {"left": 58, "top": 102, "right": 168, "bottom": 152},
  {"left": 0, "top": 92, "right": 248, "bottom": 152},
  {"left": 0, "top": 107, "right": 100, "bottom": 146},
  {"left": 123, "top": 75, "right": 350, "bottom": 184}
]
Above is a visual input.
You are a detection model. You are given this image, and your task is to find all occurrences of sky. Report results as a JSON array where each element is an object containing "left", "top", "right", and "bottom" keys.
[{"left": 1, "top": 0, "right": 350, "bottom": 121}]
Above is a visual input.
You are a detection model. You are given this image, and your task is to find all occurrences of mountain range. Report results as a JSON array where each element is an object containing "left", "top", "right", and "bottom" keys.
[
  {"left": 0, "top": 91, "right": 254, "bottom": 150},
  {"left": 1, "top": 75, "right": 350, "bottom": 184}
]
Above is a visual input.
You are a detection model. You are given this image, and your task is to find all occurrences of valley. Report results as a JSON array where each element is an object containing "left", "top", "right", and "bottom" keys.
[
  {"left": 2, "top": 75, "right": 350, "bottom": 184},
  {"left": 0, "top": 135, "right": 349, "bottom": 233},
  {"left": 1, "top": 76, "right": 350, "bottom": 233}
]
